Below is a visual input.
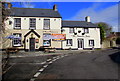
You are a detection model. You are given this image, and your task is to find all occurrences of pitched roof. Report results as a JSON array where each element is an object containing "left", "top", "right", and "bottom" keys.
[
  {"left": 24, "top": 29, "right": 40, "bottom": 38},
  {"left": 62, "top": 21, "right": 97, "bottom": 27},
  {"left": 9, "top": 7, "right": 62, "bottom": 18}
]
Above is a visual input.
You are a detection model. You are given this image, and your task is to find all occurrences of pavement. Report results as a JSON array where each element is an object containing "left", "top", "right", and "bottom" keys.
[{"left": 2, "top": 49, "right": 113, "bottom": 58}]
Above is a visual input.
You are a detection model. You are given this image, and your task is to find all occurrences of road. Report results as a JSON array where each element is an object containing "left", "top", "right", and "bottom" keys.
[
  {"left": 36, "top": 49, "right": 119, "bottom": 81},
  {"left": 2, "top": 49, "right": 120, "bottom": 81}
]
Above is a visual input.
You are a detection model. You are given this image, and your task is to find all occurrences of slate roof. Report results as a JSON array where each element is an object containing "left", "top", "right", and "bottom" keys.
[
  {"left": 62, "top": 21, "right": 98, "bottom": 28},
  {"left": 9, "top": 7, "right": 62, "bottom": 18}
]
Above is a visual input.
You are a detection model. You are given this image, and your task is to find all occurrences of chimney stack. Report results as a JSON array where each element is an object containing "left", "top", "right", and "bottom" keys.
[
  {"left": 85, "top": 16, "right": 90, "bottom": 22},
  {"left": 7, "top": 2, "right": 12, "bottom": 9},
  {"left": 53, "top": 4, "right": 57, "bottom": 11}
]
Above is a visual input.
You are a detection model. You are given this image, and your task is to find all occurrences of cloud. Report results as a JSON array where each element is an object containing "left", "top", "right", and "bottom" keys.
[
  {"left": 22, "top": 2, "right": 35, "bottom": 8},
  {"left": 69, "top": 3, "right": 118, "bottom": 32}
]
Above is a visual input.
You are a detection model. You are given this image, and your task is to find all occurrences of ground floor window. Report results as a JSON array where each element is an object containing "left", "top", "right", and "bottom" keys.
[
  {"left": 43, "top": 40, "right": 51, "bottom": 46},
  {"left": 13, "top": 33, "right": 22, "bottom": 46},
  {"left": 43, "top": 33, "right": 51, "bottom": 46},
  {"left": 66, "top": 39, "right": 72, "bottom": 46},
  {"left": 89, "top": 40, "right": 94, "bottom": 46}
]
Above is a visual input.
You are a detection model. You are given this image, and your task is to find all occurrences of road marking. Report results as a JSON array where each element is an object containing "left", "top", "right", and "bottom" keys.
[
  {"left": 61, "top": 56, "right": 64, "bottom": 58},
  {"left": 39, "top": 68, "right": 44, "bottom": 72},
  {"left": 53, "top": 57, "right": 56, "bottom": 59},
  {"left": 40, "top": 61, "right": 46, "bottom": 64},
  {"left": 65, "top": 54, "right": 68, "bottom": 56},
  {"left": 47, "top": 59, "right": 52, "bottom": 61},
  {"left": 56, "top": 57, "right": 59, "bottom": 59},
  {"left": 34, "top": 72, "right": 41, "bottom": 77},
  {"left": 43, "top": 65, "right": 48, "bottom": 68},
  {"left": 48, "top": 61, "right": 53, "bottom": 64},
  {"left": 52, "top": 59, "right": 57, "bottom": 61},
  {"left": 30, "top": 78, "right": 35, "bottom": 81}
]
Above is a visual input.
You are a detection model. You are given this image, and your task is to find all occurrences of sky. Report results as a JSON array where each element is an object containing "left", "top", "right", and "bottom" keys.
[{"left": 11, "top": 2, "right": 119, "bottom": 32}]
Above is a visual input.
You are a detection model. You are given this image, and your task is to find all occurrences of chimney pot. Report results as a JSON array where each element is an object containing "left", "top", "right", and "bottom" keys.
[
  {"left": 7, "top": 3, "right": 12, "bottom": 9},
  {"left": 85, "top": 16, "right": 90, "bottom": 22},
  {"left": 53, "top": 4, "right": 57, "bottom": 11}
]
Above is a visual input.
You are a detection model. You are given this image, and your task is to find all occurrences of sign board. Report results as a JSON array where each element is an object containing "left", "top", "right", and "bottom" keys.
[{"left": 51, "top": 34, "right": 66, "bottom": 40}]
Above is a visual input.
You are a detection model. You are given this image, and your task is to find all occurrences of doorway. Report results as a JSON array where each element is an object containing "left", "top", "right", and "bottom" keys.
[
  {"left": 78, "top": 39, "right": 84, "bottom": 49},
  {"left": 30, "top": 38, "right": 35, "bottom": 51}
]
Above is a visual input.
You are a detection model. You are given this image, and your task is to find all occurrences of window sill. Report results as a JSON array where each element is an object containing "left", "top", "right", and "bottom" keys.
[{"left": 66, "top": 45, "right": 72, "bottom": 46}]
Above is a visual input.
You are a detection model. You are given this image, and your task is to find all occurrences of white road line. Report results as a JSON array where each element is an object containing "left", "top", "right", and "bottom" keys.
[
  {"left": 30, "top": 78, "right": 35, "bottom": 81},
  {"left": 52, "top": 59, "right": 57, "bottom": 61},
  {"left": 39, "top": 68, "right": 44, "bottom": 72},
  {"left": 56, "top": 58, "right": 59, "bottom": 59},
  {"left": 43, "top": 65, "right": 48, "bottom": 68},
  {"left": 34, "top": 72, "right": 41, "bottom": 77},
  {"left": 40, "top": 61, "right": 46, "bottom": 64},
  {"left": 61, "top": 56, "right": 64, "bottom": 58},
  {"left": 53, "top": 57, "right": 56, "bottom": 59},
  {"left": 48, "top": 61, "right": 53, "bottom": 64},
  {"left": 47, "top": 59, "right": 52, "bottom": 61},
  {"left": 57, "top": 56, "right": 60, "bottom": 58},
  {"left": 65, "top": 54, "right": 68, "bottom": 56}
]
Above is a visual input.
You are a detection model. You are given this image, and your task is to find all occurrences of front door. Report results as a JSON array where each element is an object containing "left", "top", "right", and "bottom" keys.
[
  {"left": 78, "top": 39, "right": 84, "bottom": 49},
  {"left": 30, "top": 38, "right": 35, "bottom": 51}
]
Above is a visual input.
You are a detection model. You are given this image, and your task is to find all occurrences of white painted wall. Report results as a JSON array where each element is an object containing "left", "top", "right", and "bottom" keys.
[
  {"left": 6, "top": 17, "right": 61, "bottom": 30},
  {"left": 62, "top": 27, "right": 101, "bottom": 49},
  {"left": 4, "top": 17, "right": 62, "bottom": 49}
]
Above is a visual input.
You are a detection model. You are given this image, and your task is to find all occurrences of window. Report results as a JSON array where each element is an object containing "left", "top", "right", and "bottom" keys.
[
  {"left": 30, "top": 18, "right": 36, "bottom": 29},
  {"left": 13, "top": 33, "right": 22, "bottom": 46},
  {"left": 89, "top": 40, "right": 94, "bottom": 46},
  {"left": 14, "top": 18, "right": 21, "bottom": 29},
  {"left": 43, "top": 19, "right": 50, "bottom": 29},
  {"left": 66, "top": 39, "right": 72, "bottom": 46},
  {"left": 69, "top": 28, "right": 74, "bottom": 33},
  {"left": 43, "top": 33, "right": 51, "bottom": 46},
  {"left": 84, "top": 28, "right": 89, "bottom": 33}
]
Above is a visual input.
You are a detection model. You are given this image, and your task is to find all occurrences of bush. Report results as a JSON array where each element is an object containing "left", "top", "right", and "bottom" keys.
[{"left": 116, "top": 37, "right": 120, "bottom": 44}]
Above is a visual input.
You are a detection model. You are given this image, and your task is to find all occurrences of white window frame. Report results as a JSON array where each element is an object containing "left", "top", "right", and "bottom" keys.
[
  {"left": 14, "top": 18, "right": 21, "bottom": 29},
  {"left": 30, "top": 18, "right": 36, "bottom": 29},
  {"left": 13, "top": 33, "right": 22, "bottom": 47},
  {"left": 84, "top": 28, "right": 89, "bottom": 33},
  {"left": 43, "top": 19, "right": 50, "bottom": 30},
  {"left": 89, "top": 40, "right": 94, "bottom": 46},
  {"left": 43, "top": 33, "right": 51, "bottom": 46},
  {"left": 69, "top": 28, "right": 74, "bottom": 33},
  {"left": 66, "top": 39, "right": 72, "bottom": 46}
]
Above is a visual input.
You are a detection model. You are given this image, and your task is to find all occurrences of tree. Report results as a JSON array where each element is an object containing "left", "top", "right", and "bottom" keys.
[{"left": 96, "top": 22, "right": 112, "bottom": 43}]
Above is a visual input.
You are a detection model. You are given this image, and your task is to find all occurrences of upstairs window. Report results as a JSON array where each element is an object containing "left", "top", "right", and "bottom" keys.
[
  {"left": 14, "top": 18, "right": 21, "bottom": 29},
  {"left": 89, "top": 40, "right": 94, "bottom": 46},
  {"left": 66, "top": 39, "right": 72, "bottom": 46},
  {"left": 13, "top": 33, "right": 22, "bottom": 47},
  {"left": 84, "top": 28, "right": 89, "bottom": 33},
  {"left": 43, "top": 19, "right": 50, "bottom": 30},
  {"left": 69, "top": 28, "right": 74, "bottom": 33},
  {"left": 30, "top": 18, "right": 36, "bottom": 29}
]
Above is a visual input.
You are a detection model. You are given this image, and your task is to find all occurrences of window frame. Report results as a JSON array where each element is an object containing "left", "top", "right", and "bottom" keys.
[
  {"left": 66, "top": 39, "right": 72, "bottom": 46},
  {"left": 14, "top": 18, "right": 21, "bottom": 29},
  {"left": 43, "top": 33, "right": 51, "bottom": 46},
  {"left": 69, "top": 28, "right": 74, "bottom": 33},
  {"left": 12, "top": 33, "right": 22, "bottom": 47},
  {"left": 43, "top": 19, "right": 50, "bottom": 30},
  {"left": 29, "top": 18, "right": 36, "bottom": 29},
  {"left": 84, "top": 28, "right": 89, "bottom": 33},
  {"left": 89, "top": 40, "right": 94, "bottom": 47}
]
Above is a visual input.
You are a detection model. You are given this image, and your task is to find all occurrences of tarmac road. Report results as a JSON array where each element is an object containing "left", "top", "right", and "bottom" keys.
[
  {"left": 2, "top": 49, "right": 120, "bottom": 81},
  {"left": 36, "top": 49, "right": 120, "bottom": 81}
]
